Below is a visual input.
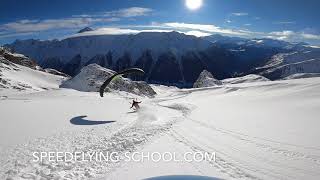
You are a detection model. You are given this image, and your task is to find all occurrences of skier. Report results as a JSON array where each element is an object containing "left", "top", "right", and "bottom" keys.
[{"left": 130, "top": 99, "right": 142, "bottom": 110}]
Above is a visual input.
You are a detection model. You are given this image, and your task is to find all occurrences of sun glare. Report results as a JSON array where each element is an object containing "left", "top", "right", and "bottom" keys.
[{"left": 185, "top": 0, "right": 203, "bottom": 10}]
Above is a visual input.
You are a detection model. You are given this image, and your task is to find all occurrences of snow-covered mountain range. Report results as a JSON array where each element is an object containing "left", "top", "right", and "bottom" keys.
[
  {"left": 5, "top": 30, "right": 320, "bottom": 85},
  {"left": 1, "top": 39, "right": 320, "bottom": 180},
  {"left": 253, "top": 48, "right": 320, "bottom": 79}
]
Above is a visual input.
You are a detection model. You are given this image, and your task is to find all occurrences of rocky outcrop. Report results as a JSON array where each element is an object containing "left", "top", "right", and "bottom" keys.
[
  {"left": 0, "top": 47, "right": 38, "bottom": 70},
  {"left": 44, "top": 68, "right": 70, "bottom": 78},
  {"left": 78, "top": 27, "right": 93, "bottom": 33},
  {"left": 60, "top": 64, "right": 156, "bottom": 97},
  {"left": 193, "top": 70, "right": 222, "bottom": 88}
]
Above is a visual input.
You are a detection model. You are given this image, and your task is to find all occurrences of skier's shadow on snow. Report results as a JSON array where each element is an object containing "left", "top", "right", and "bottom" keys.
[{"left": 70, "top": 116, "right": 115, "bottom": 125}]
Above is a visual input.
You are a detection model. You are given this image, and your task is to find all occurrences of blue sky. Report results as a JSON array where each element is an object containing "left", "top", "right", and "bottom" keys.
[{"left": 1, "top": 0, "right": 320, "bottom": 45}]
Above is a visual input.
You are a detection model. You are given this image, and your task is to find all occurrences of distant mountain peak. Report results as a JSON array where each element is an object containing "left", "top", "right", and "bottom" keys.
[{"left": 78, "top": 27, "right": 93, "bottom": 33}]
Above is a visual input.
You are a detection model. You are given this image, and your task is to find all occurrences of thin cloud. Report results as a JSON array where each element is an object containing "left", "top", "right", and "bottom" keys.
[
  {"left": 163, "top": 22, "right": 249, "bottom": 36},
  {"left": 0, "top": 32, "right": 34, "bottom": 38},
  {"left": 103, "top": 7, "right": 153, "bottom": 18},
  {"left": 185, "top": 30, "right": 212, "bottom": 37},
  {"left": 1, "top": 17, "right": 119, "bottom": 33},
  {"left": 73, "top": 7, "right": 153, "bottom": 18},
  {"left": 269, "top": 30, "right": 295, "bottom": 36},
  {"left": 0, "top": 7, "right": 153, "bottom": 35},
  {"left": 2, "top": 17, "right": 320, "bottom": 45},
  {"left": 231, "top": 12, "right": 249, "bottom": 16},
  {"left": 69, "top": 27, "right": 174, "bottom": 38},
  {"left": 267, "top": 30, "right": 320, "bottom": 41},
  {"left": 273, "top": 21, "right": 296, "bottom": 25},
  {"left": 301, "top": 33, "right": 320, "bottom": 40}
]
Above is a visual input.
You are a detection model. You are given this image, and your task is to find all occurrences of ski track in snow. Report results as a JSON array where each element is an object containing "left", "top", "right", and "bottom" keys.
[
  {"left": 149, "top": 81, "right": 320, "bottom": 180},
  {"left": 1, "top": 78, "right": 320, "bottom": 179},
  {"left": 0, "top": 98, "right": 182, "bottom": 179}
]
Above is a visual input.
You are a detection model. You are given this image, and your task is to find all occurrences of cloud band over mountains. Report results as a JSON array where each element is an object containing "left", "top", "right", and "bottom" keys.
[{"left": 0, "top": 7, "right": 320, "bottom": 45}]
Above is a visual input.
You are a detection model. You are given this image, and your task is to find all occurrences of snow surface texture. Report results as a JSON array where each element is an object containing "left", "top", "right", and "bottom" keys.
[
  {"left": 60, "top": 64, "right": 156, "bottom": 97},
  {"left": 193, "top": 70, "right": 222, "bottom": 88},
  {"left": 1, "top": 76, "right": 320, "bottom": 180}
]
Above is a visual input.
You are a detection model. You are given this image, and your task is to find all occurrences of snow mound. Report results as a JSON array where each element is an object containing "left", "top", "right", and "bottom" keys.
[
  {"left": 282, "top": 73, "right": 320, "bottom": 80},
  {"left": 60, "top": 64, "right": 156, "bottom": 97},
  {"left": 222, "top": 74, "right": 270, "bottom": 84},
  {"left": 193, "top": 70, "right": 222, "bottom": 88}
]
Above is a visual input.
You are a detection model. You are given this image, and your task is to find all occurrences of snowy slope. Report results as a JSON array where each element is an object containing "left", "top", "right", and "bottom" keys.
[
  {"left": 1, "top": 77, "right": 320, "bottom": 180},
  {"left": 106, "top": 78, "right": 320, "bottom": 180},
  {"left": 222, "top": 74, "right": 270, "bottom": 84},
  {"left": 282, "top": 73, "right": 320, "bottom": 80},
  {"left": 0, "top": 58, "right": 66, "bottom": 95}
]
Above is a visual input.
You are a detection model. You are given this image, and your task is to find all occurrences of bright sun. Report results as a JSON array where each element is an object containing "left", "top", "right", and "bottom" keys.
[{"left": 185, "top": 0, "right": 203, "bottom": 10}]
